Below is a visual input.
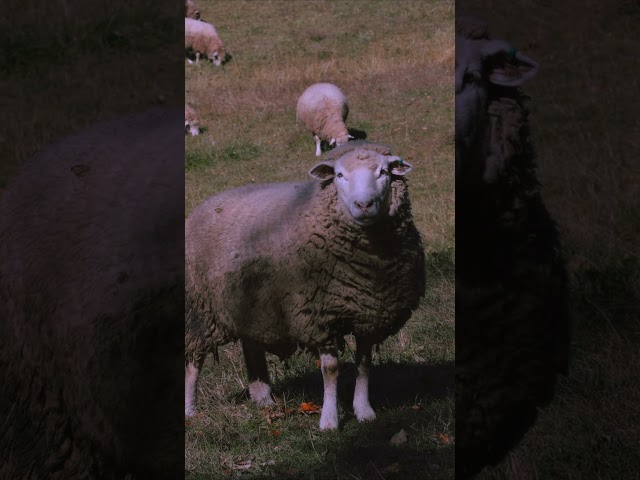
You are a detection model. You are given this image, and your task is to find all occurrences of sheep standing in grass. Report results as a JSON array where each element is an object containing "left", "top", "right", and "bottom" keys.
[
  {"left": 297, "top": 83, "right": 354, "bottom": 156},
  {"left": 185, "top": 103, "right": 201, "bottom": 136},
  {"left": 185, "top": 18, "right": 226, "bottom": 66},
  {"left": 185, "top": 0, "right": 200, "bottom": 20},
  {"left": 185, "top": 141, "right": 426, "bottom": 430},
  {"left": 455, "top": 15, "right": 570, "bottom": 479}
]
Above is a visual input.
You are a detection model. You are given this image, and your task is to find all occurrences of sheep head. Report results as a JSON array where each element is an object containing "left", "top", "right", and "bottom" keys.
[
  {"left": 455, "top": 26, "right": 539, "bottom": 181},
  {"left": 309, "top": 147, "right": 412, "bottom": 227}
]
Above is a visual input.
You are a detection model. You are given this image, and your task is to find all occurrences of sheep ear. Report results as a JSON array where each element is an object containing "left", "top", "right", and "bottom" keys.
[
  {"left": 481, "top": 39, "right": 539, "bottom": 87},
  {"left": 329, "top": 138, "right": 336, "bottom": 146},
  {"left": 389, "top": 157, "right": 412, "bottom": 176},
  {"left": 309, "top": 161, "right": 335, "bottom": 180}
]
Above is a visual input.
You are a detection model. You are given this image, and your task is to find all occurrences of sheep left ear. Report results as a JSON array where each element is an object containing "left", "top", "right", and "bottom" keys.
[
  {"left": 389, "top": 157, "right": 413, "bottom": 176},
  {"left": 309, "top": 161, "right": 335, "bottom": 180}
]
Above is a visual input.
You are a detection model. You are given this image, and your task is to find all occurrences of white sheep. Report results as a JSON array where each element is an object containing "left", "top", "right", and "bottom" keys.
[
  {"left": 0, "top": 106, "right": 184, "bottom": 478},
  {"left": 455, "top": 15, "right": 570, "bottom": 479},
  {"left": 296, "top": 82, "right": 354, "bottom": 156},
  {"left": 185, "top": 103, "right": 201, "bottom": 136},
  {"left": 185, "top": 0, "right": 200, "bottom": 20},
  {"left": 185, "top": 141, "right": 426, "bottom": 430},
  {"left": 185, "top": 18, "right": 226, "bottom": 66}
]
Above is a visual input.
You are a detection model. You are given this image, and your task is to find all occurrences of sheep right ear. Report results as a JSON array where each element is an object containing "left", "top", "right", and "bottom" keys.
[
  {"left": 481, "top": 39, "right": 539, "bottom": 87},
  {"left": 309, "top": 161, "right": 335, "bottom": 180}
]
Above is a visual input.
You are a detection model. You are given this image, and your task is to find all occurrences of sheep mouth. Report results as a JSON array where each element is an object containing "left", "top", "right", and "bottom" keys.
[{"left": 352, "top": 214, "right": 381, "bottom": 227}]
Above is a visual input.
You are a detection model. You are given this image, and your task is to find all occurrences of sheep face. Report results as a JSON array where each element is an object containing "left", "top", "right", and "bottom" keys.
[
  {"left": 455, "top": 33, "right": 539, "bottom": 179},
  {"left": 208, "top": 47, "right": 225, "bottom": 66},
  {"left": 309, "top": 151, "right": 412, "bottom": 227}
]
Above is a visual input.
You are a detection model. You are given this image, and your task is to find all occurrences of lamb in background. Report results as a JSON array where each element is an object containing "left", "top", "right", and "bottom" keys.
[
  {"left": 184, "top": 141, "right": 426, "bottom": 430},
  {"left": 455, "top": 15, "right": 570, "bottom": 479},
  {"left": 185, "top": 18, "right": 226, "bottom": 66},
  {"left": 185, "top": 103, "right": 201, "bottom": 136},
  {"left": 297, "top": 82, "right": 354, "bottom": 156}
]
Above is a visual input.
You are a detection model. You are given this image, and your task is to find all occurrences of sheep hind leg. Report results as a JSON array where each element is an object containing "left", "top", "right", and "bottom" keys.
[
  {"left": 353, "top": 336, "right": 376, "bottom": 422},
  {"left": 319, "top": 349, "right": 340, "bottom": 430},
  {"left": 185, "top": 353, "right": 206, "bottom": 416},
  {"left": 241, "top": 338, "right": 274, "bottom": 406}
]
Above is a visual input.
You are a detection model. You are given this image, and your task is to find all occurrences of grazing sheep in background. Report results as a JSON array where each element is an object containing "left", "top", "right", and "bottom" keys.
[
  {"left": 297, "top": 82, "right": 354, "bottom": 156},
  {"left": 455, "top": 15, "right": 570, "bottom": 479},
  {"left": 185, "top": 18, "right": 226, "bottom": 66},
  {"left": 185, "top": 103, "right": 201, "bottom": 136},
  {"left": 0, "top": 107, "right": 184, "bottom": 479},
  {"left": 185, "top": 141, "right": 426, "bottom": 430},
  {"left": 185, "top": 0, "right": 200, "bottom": 20}
]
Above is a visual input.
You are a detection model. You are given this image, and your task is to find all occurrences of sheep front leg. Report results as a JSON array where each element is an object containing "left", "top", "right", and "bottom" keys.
[
  {"left": 241, "top": 338, "right": 274, "bottom": 406},
  {"left": 353, "top": 336, "right": 376, "bottom": 421},
  {"left": 319, "top": 349, "right": 340, "bottom": 430},
  {"left": 185, "top": 353, "right": 206, "bottom": 416}
]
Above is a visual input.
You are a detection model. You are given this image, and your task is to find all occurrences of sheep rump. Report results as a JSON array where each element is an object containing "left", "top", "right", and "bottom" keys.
[
  {"left": 185, "top": 18, "right": 225, "bottom": 65},
  {"left": 185, "top": 141, "right": 426, "bottom": 428},
  {"left": 296, "top": 83, "right": 351, "bottom": 156}
]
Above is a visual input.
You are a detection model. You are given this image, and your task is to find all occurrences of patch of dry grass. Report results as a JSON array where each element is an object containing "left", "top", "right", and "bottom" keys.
[
  {"left": 459, "top": 0, "right": 640, "bottom": 478},
  {"left": 185, "top": 1, "right": 454, "bottom": 478}
]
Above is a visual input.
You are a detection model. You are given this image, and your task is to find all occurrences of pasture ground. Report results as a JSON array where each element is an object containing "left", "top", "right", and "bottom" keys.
[
  {"left": 184, "top": 1, "right": 455, "bottom": 478},
  {"left": 459, "top": 1, "right": 640, "bottom": 478}
]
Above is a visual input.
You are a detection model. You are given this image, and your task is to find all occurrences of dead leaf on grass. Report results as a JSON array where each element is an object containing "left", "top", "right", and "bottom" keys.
[
  {"left": 390, "top": 428, "right": 408, "bottom": 446},
  {"left": 298, "top": 402, "right": 320, "bottom": 414}
]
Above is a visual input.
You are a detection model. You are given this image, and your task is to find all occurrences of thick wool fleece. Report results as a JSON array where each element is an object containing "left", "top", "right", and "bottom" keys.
[
  {"left": 185, "top": 145, "right": 425, "bottom": 365},
  {"left": 185, "top": 18, "right": 225, "bottom": 61}
]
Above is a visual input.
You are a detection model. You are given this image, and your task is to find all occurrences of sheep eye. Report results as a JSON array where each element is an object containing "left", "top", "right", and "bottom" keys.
[
  {"left": 380, "top": 168, "right": 388, "bottom": 176},
  {"left": 336, "top": 172, "right": 344, "bottom": 178},
  {"left": 463, "top": 71, "right": 480, "bottom": 84}
]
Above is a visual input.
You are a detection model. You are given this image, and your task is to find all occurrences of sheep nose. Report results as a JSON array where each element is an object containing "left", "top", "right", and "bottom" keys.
[{"left": 354, "top": 199, "right": 374, "bottom": 211}]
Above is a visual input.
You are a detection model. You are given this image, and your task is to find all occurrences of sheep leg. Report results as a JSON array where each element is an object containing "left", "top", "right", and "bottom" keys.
[
  {"left": 319, "top": 349, "right": 340, "bottom": 430},
  {"left": 241, "top": 338, "right": 274, "bottom": 406},
  {"left": 185, "top": 353, "right": 206, "bottom": 416},
  {"left": 313, "top": 134, "right": 322, "bottom": 157},
  {"left": 353, "top": 336, "right": 376, "bottom": 421}
]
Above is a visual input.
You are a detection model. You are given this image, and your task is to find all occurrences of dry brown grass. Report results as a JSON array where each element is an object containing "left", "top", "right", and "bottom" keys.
[{"left": 185, "top": 1, "right": 455, "bottom": 478}]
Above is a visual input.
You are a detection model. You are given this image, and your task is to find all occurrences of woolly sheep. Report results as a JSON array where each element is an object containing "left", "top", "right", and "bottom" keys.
[
  {"left": 185, "top": 103, "right": 201, "bottom": 136},
  {"left": 0, "top": 107, "right": 184, "bottom": 479},
  {"left": 185, "top": 0, "right": 200, "bottom": 20},
  {"left": 185, "top": 18, "right": 226, "bottom": 66},
  {"left": 185, "top": 141, "right": 426, "bottom": 430},
  {"left": 297, "top": 82, "right": 354, "bottom": 157},
  {"left": 455, "top": 15, "right": 570, "bottom": 479}
]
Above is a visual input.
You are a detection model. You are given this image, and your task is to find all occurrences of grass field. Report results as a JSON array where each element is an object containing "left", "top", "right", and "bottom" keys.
[
  {"left": 184, "top": 1, "right": 455, "bottom": 478},
  {"left": 458, "top": 1, "right": 640, "bottom": 478}
]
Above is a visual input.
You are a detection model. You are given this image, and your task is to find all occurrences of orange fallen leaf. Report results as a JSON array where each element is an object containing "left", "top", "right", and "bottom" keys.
[
  {"left": 315, "top": 359, "right": 321, "bottom": 369},
  {"left": 270, "top": 430, "right": 282, "bottom": 436},
  {"left": 437, "top": 433, "right": 451, "bottom": 444},
  {"left": 298, "top": 402, "right": 321, "bottom": 414}
]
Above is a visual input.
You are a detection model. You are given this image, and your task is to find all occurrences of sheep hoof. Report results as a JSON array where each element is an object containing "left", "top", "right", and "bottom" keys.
[
  {"left": 319, "top": 416, "right": 338, "bottom": 430},
  {"left": 249, "top": 380, "right": 275, "bottom": 406},
  {"left": 355, "top": 405, "right": 376, "bottom": 422}
]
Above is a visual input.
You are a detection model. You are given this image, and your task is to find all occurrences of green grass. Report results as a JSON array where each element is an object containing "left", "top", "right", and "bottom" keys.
[
  {"left": 184, "top": 1, "right": 455, "bottom": 478},
  {"left": 459, "top": 0, "right": 640, "bottom": 478}
]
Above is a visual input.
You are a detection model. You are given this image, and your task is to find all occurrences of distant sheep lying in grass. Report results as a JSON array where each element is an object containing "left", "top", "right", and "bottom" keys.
[
  {"left": 185, "top": 141, "right": 426, "bottom": 430},
  {"left": 185, "top": 0, "right": 200, "bottom": 20},
  {"left": 455, "top": 14, "right": 570, "bottom": 479},
  {"left": 185, "top": 18, "right": 226, "bottom": 66},
  {"left": 297, "top": 83, "right": 354, "bottom": 156},
  {"left": 185, "top": 103, "right": 201, "bottom": 136}
]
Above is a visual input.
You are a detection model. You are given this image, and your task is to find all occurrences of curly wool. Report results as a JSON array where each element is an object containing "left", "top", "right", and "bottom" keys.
[
  {"left": 185, "top": 144, "right": 425, "bottom": 365},
  {"left": 185, "top": 19, "right": 225, "bottom": 61}
]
